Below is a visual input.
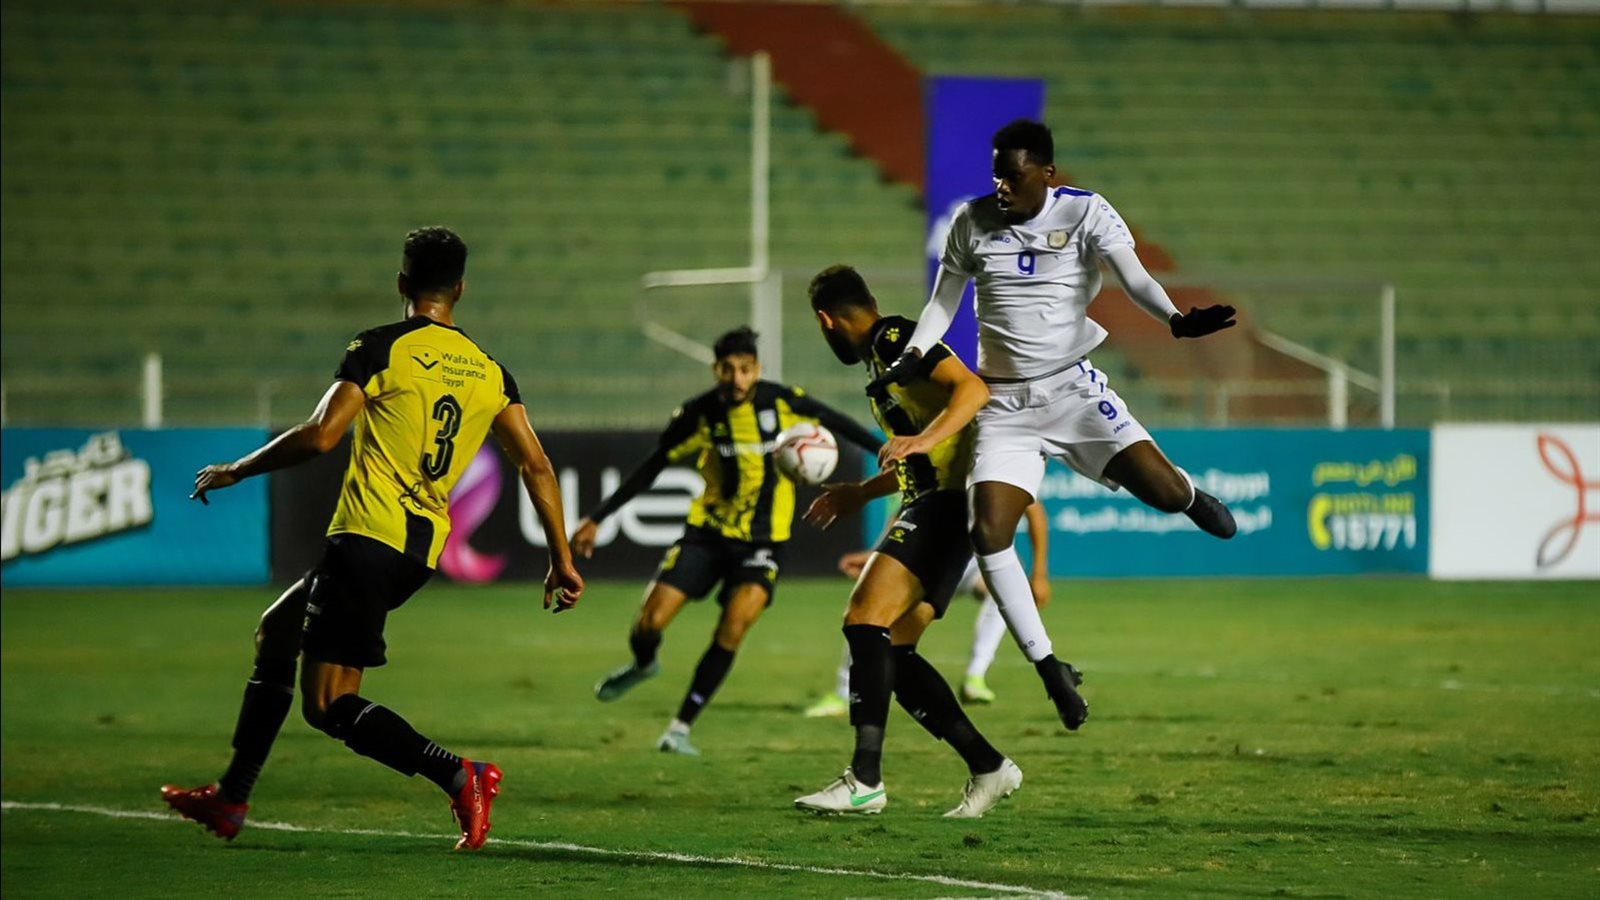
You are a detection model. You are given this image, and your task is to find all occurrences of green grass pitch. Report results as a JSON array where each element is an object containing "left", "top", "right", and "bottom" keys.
[{"left": 3, "top": 577, "right": 1597, "bottom": 898}]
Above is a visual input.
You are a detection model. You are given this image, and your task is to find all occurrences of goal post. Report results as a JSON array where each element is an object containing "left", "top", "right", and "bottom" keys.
[{"left": 637, "top": 53, "right": 783, "bottom": 380}]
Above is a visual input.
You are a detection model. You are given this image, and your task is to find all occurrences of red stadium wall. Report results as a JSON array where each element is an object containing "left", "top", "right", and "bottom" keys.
[{"left": 672, "top": 1, "right": 924, "bottom": 190}]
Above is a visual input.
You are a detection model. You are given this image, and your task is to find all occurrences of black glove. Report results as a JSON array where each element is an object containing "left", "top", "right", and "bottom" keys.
[
  {"left": 865, "top": 349, "right": 926, "bottom": 395},
  {"left": 1170, "top": 304, "right": 1237, "bottom": 339}
]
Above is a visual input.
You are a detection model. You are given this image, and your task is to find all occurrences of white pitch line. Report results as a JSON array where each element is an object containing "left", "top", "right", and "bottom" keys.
[
  {"left": 1, "top": 801, "right": 1082, "bottom": 900},
  {"left": 922, "top": 657, "right": 1600, "bottom": 699}
]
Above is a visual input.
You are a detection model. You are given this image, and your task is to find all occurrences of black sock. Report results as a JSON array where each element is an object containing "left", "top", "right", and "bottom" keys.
[
  {"left": 630, "top": 628, "right": 662, "bottom": 668},
  {"left": 322, "top": 694, "right": 464, "bottom": 794},
  {"left": 674, "top": 642, "right": 736, "bottom": 726},
  {"left": 893, "top": 646, "right": 1005, "bottom": 776},
  {"left": 217, "top": 657, "right": 296, "bottom": 804},
  {"left": 844, "top": 624, "right": 893, "bottom": 786}
]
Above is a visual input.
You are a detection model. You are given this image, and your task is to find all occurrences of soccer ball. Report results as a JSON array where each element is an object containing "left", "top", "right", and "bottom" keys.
[{"left": 772, "top": 423, "right": 838, "bottom": 485}]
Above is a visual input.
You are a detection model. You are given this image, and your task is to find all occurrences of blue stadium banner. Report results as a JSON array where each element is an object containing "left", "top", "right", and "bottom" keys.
[
  {"left": 924, "top": 76, "right": 1045, "bottom": 369},
  {"left": 1, "top": 428, "right": 270, "bottom": 586},
  {"left": 863, "top": 429, "right": 1430, "bottom": 577}
]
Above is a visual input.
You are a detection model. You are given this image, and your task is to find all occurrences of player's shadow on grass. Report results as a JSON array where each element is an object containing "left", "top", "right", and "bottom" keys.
[{"left": 698, "top": 700, "right": 803, "bottom": 714}]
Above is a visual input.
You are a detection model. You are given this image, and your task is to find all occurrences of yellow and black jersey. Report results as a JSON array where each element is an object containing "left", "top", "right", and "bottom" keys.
[
  {"left": 865, "top": 315, "right": 974, "bottom": 504},
  {"left": 325, "top": 315, "right": 520, "bottom": 567},
  {"left": 589, "top": 381, "right": 881, "bottom": 544}
]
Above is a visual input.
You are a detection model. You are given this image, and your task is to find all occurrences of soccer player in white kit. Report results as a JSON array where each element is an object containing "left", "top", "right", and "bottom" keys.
[{"left": 876, "top": 119, "right": 1239, "bottom": 732}]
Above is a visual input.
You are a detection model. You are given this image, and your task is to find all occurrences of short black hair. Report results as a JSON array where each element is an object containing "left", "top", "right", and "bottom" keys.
[
  {"left": 713, "top": 326, "right": 759, "bottom": 360},
  {"left": 808, "top": 265, "right": 877, "bottom": 313},
  {"left": 402, "top": 226, "right": 468, "bottom": 297},
  {"left": 992, "top": 119, "right": 1054, "bottom": 166}
]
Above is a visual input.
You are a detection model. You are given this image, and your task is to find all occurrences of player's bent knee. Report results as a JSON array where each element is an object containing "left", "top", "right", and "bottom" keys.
[
  {"left": 255, "top": 579, "right": 308, "bottom": 660},
  {"left": 303, "top": 691, "right": 358, "bottom": 736},
  {"left": 302, "top": 695, "right": 332, "bottom": 732},
  {"left": 717, "top": 615, "right": 758, "bottom": 647},
  {"left": 970, "top": 520, "right": 1014, "bottom": 557},
  {"left": 842, "top": 604, "right": 894, "bottom": 628},
  {"left": 889, "top": 606, "right": 933, "bottom": 645}
]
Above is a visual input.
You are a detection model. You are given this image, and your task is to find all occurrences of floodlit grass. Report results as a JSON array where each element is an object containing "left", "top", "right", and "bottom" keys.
[{"left": 3, "top": 578, "right": 1597, "bottom": 898}]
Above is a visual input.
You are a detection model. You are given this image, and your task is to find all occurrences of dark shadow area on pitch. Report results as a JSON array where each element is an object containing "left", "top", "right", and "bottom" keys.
[{"left": 1024, "top": 810, "right": 1600, "bottom": 849}]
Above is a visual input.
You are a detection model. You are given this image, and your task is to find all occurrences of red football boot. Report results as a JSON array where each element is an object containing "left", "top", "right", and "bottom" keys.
[
  {"left": 160, "top": 783, "right": 248, "bottom": 841},
  {"left": 448, "top": 760, "right": 502, "bottom": 851}
]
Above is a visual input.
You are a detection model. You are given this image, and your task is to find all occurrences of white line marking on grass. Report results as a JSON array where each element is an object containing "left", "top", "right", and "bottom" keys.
[
  {"left": 1, "top": 801, "right": 1082, "bottom": 900},
  {"left": 932, "top": 657, "right": 1599, "bottom": 699}
]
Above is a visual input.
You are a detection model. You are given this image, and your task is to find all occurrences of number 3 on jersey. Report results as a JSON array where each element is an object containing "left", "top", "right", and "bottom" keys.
[{"left": 422, "top": 394, "right": 462, "bottom": 480}]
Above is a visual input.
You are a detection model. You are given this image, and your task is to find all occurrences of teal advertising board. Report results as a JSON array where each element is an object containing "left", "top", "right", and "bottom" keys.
[
  {"left": 864, "top": 429, "right": 1430, "bottom": 577},
  {"left": 1, "top": 428, "right": 269, "bottom": 586}
]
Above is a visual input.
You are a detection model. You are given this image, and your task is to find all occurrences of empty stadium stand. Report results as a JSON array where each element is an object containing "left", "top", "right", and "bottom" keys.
[
  {"left": 867, "top": 5, "right": 1600, "bottom": 422},
  {"left": 1, "top": 0, "right": 924, "bottom": 426}
]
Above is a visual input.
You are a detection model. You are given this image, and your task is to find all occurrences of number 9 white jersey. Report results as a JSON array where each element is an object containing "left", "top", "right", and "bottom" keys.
[{"left": 940, "top": 187, "right": 1135, "bottom": 381}]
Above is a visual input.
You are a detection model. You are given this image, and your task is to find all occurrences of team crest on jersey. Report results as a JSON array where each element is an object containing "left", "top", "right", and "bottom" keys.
[
  {"left": 1047, "top": 230, "right": 1069, "bottom": 249},
  {"left": 757, "top": 409, "right": 778, "bottom": 433}
]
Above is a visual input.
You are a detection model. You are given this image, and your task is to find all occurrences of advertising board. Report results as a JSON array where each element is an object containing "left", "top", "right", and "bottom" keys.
[
  {"left": 1, "top": 428, "right": 269, "bottom": 586},
  {"left": 1430, "top": 424, "right": 1600, "bottom": 580}
]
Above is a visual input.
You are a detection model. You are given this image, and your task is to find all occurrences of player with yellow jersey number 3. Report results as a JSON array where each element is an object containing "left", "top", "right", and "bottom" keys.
[{"left": 162, "top": 227, "right": 584, "bottom": 851}]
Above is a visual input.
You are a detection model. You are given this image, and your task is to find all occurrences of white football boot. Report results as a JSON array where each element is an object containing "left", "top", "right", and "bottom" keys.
[
  {"left": 794, "top": 768, "right": 887, "bottom": 815},
  {"left": 655, "top": 722, "right": 700, "bottom": 756},
  {"left": 943, "top": 758, "right": 1023, "bottom": 819}
]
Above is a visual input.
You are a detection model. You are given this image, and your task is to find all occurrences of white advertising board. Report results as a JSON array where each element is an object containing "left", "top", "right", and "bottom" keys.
[{"left": 1430, "top": 424, "right": 1600, "bottom": 580}]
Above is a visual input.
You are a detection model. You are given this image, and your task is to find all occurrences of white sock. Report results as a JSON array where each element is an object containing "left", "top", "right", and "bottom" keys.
[
  {"left": 966, "top": 598, "right": 1007, "bottom": 678},
  {"left": 977, "top": 547, "right": 1054, "bottom": 663},
  {"left": 668, "top": 718, "right": 690, "bottom": 734},
  {"left": 1175, "top": 465, "right": 1198, "bottom": 509},
  {"left": 834, "top": 643, "right": 852, "bottom": 701}
]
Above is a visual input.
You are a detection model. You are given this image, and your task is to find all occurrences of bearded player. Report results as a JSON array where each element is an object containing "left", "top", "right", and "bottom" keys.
[{"left": 794, "top": 265, "right": 1019, "bottom": 818}]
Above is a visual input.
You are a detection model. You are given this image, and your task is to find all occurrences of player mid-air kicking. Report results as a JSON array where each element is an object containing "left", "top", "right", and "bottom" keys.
[
  {"left": 794, "top": 266, "right": 1017, "bottom": 818},
  {"left": 572, "top": 326, "right": 880, "bottom": 756},
  {"left": 874, "top": 119, "right": 1238, "bottom": 732}
]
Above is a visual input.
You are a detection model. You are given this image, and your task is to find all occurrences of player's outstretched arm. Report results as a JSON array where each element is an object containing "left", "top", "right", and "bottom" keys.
[
  {"left": 493, "top": 404, "right": 584, "bottom": 612},
  {"left": 879, "top": 354, "right": 989, "bottom": 466},
  {"left": 570, "top": 448, "right": 670, "bottom": 558},
  {"left": 1103, "top": 246, "right": 1236, "bottom": 339},
  {"left": 572, "top": 403, "right": 702, "bottom": 557},
  {"left": 786, "top": 390, "right": 883, "bottom": 455},
  {"left": 191, "top": 381, "right": 364, "bottom": 504},
  {"left": 803, "top": 468, "right": 899, "bottom": 531},
  {"left": 868, "top": 268, "right": 969, "bottom": 392}
]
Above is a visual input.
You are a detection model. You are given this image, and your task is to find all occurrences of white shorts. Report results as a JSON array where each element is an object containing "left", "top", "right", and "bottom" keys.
[{"left": 969, "top": 358, "right": 1152, "bottom": 499}]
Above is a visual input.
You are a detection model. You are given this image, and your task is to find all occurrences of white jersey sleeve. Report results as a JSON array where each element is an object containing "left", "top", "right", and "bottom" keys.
[
  {"left": 939, "top": 202, "right": 979, "bottom": 277},
  {"left": 1082, "top": 194, "right": 1135, "bottom": 257}
]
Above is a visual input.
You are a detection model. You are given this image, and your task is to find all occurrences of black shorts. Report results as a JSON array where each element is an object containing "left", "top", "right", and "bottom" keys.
[
  {"left": 874, "top": 490, "right": 972, "bottom": 619},
  {"left": 654, "top": 527, "right": 786, "bottom": 606},
  {"left": 302, "top": 533, "right": 433, "bottom": 669}
]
